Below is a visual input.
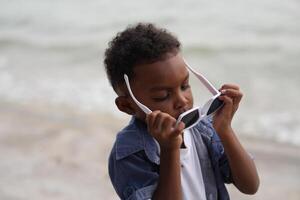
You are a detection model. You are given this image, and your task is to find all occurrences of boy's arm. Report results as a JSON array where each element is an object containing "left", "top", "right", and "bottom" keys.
[
  {"left": 214, "top": 84, "right": 260, "bottom": 194},
  {"left": 152, "top": 146, "right": 181, "bottom": 200},
  {"left": 146, "top": 111, "right": 184, "bottom": 200},
  {"left": 218, "top": 126, "right": 259, "bottom": 194}
]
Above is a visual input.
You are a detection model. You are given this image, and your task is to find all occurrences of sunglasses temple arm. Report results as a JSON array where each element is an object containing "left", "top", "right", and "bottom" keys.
[
  {"left": 183, "top": 59, "right": 220, "bottom": 96},
  {"left": 124, "top": 75, "right": 152, "bottom": 114}
]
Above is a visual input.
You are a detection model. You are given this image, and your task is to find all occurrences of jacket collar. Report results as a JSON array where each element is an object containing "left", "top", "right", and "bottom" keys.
[
  {"left": 115, "top": 117, "right": 160, "bottom": 165},
  {"left": 114, "top": 116, "right": 214, "bottom": 165}
]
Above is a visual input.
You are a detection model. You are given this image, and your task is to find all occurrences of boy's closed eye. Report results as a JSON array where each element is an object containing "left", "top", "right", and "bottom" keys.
[
  {"left": 149, "top": 75, "right": 190, "bottom": 102},
  {"left": 151, "top": 83, "right": 190, "bottom": 102},
  {"left": 151, "top": 91, "right": 170, "bottom": 102}
]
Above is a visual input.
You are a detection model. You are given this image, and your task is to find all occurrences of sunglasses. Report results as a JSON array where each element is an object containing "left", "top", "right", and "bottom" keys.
[{"left": 124, "top": 59, "right": 224, "bottom": 130}]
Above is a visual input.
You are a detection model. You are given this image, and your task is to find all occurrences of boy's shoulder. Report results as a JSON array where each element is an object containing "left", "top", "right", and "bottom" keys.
[
  {"left": 109, "top": 116, "right": 221, "bottom": 164},
  {"left": 110, "top": 117, "right": 159, "bottom": 164}
]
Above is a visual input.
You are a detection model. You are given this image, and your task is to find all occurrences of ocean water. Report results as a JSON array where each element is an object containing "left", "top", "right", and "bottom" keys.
[{"left": 0, "top": 0, "right": 300, "bottom": 145}]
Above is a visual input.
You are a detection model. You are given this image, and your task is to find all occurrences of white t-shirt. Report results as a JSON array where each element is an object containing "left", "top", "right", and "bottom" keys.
[
  {"left": 154, "top": 129, "right": 207, "bottom": 200},
  {"left": 180, "top": 129, "right": 207, "bottom": 200}
]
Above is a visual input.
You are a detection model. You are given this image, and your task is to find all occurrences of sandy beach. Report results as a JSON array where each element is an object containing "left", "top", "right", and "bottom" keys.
[{"left": 0, "top": 101, "right": 299, "bottom": 200}]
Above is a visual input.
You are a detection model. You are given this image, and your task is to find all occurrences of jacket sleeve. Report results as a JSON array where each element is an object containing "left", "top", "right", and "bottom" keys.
[
  {"left": 206, "top": 118, "right": 233, "bottom": 184},
  {"left": 218, "top": 151, "right": 234, "bottom": 184},
  {"left": 109, "top": 150, "right": 159, "bottom": 200}
]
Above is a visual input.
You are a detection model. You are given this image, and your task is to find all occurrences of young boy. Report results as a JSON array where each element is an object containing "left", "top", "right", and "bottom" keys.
[{"left": 104, "top": 23, "right": 259, "bottom": 200}]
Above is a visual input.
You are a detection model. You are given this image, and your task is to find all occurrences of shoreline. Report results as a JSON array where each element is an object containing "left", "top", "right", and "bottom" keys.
[
  {"left": 0, "top": 101, "right": 299, "bottom": 199},
  {"left": 227, "top": 135, "right": 300, "bottom": 200}
]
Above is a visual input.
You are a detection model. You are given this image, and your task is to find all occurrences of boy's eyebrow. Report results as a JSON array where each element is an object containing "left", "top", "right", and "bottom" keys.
[{"left": 149, "top": 73, "right": 189, "bottom": 91}]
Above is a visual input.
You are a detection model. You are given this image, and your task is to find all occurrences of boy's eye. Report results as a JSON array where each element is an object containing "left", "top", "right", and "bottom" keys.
[{"left": 152, "top": 93, "right": 170, "bottom": 102}]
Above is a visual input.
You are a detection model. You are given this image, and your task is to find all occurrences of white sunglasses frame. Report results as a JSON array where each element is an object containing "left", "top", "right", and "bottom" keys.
[{"left": 124, "top": 59, "right": 224, "bottom": 130}]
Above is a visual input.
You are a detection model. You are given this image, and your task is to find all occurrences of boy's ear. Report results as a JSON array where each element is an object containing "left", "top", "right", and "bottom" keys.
[{"left": 115, "top": 96, "right": 135, "bottom": 115}]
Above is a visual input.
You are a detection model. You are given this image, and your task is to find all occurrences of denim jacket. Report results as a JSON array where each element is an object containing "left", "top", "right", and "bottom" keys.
[{"left": 108, "top": 117, "right": 233, "bottom": 200}]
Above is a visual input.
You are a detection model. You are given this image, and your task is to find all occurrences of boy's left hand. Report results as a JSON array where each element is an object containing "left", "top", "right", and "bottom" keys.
[{"left": 213, "top": 84, "right": 243, "bottom": 134}]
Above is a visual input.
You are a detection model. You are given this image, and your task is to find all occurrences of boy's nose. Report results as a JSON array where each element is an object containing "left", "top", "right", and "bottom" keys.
[{"left": 174, "top": 91, "right": 189, "bottom": 110}]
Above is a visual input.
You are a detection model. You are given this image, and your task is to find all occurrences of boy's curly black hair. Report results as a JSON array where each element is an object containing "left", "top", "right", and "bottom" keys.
[{"left": 104, "top": 23, "right": 181, "bottom": 93}]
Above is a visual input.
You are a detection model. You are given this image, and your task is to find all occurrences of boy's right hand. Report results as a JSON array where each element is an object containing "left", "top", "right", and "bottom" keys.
[{"left": 146, "top": 110, "right": 185, "bottom": 151}]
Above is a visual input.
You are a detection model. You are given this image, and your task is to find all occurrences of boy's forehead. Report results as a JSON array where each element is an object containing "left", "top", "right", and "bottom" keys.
[{"left": 133, "top": 53, "right": 188, "bottom": 85}]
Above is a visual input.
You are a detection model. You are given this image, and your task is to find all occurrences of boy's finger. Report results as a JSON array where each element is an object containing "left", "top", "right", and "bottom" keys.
[
  {"left": 221, "top": 89, "right": 243, "bottom": 106},
  {"left": 220, "top": 84, "right": 240, "bottom": 90},
  {"left": 161, "top": 115, "right": 176, "bottom": 132},
  {"left": 218, "top": 95, "right": 233, "bottom": 110},
  {"left": 221, "top": 88, "right": 243, "bottom": 98},
  {"left": 147, "top": 110, "right": 160, "bottom": 130},
  {"left": 171, "top": 121, "right": 185, "bottom": 137},
  {"left": 153, "top": 112, "right": 164, "bottom": 131}
]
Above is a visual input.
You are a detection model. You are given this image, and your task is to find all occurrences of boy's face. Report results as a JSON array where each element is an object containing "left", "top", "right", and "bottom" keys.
[{"left": 125, "top": 53, "right": 194, "bottom": 121}]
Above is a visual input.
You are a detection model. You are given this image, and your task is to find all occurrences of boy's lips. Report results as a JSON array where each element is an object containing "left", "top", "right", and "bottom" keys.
[{"left": 175, "top": 108, "right": 190, "bottom": 119}]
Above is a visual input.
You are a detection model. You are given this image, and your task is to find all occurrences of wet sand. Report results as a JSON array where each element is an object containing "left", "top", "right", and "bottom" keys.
[{"left": 0, "top": 101, "right": 299, "bottom": 200}]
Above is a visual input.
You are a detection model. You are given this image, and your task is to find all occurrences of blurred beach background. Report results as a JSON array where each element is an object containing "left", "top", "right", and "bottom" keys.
[{"left": 0, "top": 0, "right": 299, "bottom": 199}]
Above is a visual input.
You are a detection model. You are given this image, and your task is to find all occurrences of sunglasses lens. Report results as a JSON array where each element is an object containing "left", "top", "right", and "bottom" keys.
[
  {"left": 181, "top": 109, "right": 200, "bottom": 128},
  {"left": 207, "top": 98, "right": 224, "bottom": 116}
]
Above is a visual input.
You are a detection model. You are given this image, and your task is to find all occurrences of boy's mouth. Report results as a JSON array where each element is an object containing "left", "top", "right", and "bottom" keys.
[{"left": 175, "top": 108, "right": 191, "bottom": 119}]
